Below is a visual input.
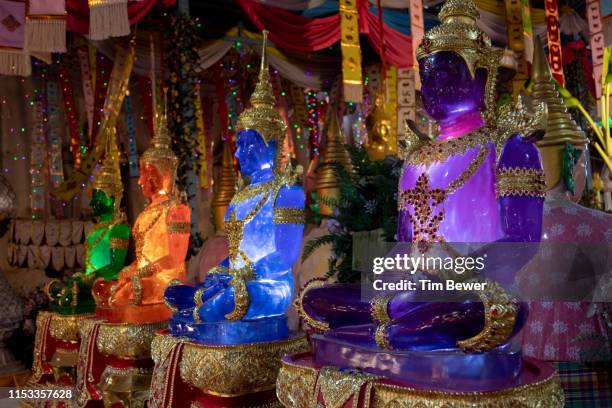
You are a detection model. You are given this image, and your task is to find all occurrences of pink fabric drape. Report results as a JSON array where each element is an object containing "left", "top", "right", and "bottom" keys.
[
  {"left": 66, "top": 0, "right": 175, "bottom": 34},
  {"left": 236, "top": 0, "right": 413, "bottom": 67}
]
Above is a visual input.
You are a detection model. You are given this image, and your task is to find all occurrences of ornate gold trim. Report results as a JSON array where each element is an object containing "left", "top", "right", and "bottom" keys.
[
  {"left": 314, "top": 366, "right": 378, "bottom": 408},
  {"left": 136, "top": 263, "right": 157, "bottom": 278},
  {"left": 495, "top": 97, "right": 548, "bottom": 156},
  {"left": 456, "top": 280, "right": 518, "bottom": 353},
  {"left": 277, "top": 358, "right": 318, "bottom": 408},
  {"left": 294, "top": 279, "right": 330, "bottom": 332},
  {"left": 130, "top": 275, "right": 143, "bottom": 306},
  {"left": 151, "top": 332, "right": 184, "bottom": 365},
  {"left": 109, "top": 237, "right": 129, "bottom": 249},
  {"left": 224, "top": 276, "right": 251, "bottom": 321},
  {"left": 193, "top": 287, "right": 205, "bottom": 307},
  {"left": 400, "top": 144, "right": 490, "bottom": 249},
  {"left": 373, "top": 374, "right": 564, "bottom": 407},
  {"left": 370, "top": 295, "right": 392, "bottom": 324},
  {"left": 208, "top": 265, "right": 229, "bottom": 275},
  {"left": 496, "top": 167, "right": 546, "bottom": 198},
  {"left": 231, "top": 180, "right": 275, "bottom": 204},
  {"left": 96, "top": 320, "right": 167, "bottom": 359},
  {"left": 374, "top": 323, "right": 392, "bottom": 351},
  {"left": 273, "top": 207, "right": 305, "bottom": 224},
  {"left": 48, "top": 313, "right": 93, "bottom": 342},
  {"left": 407, "top": 129, "right": 490, "bottom": 166},
  {"left": 168, "top": 221, "right": 190, "bottom": 234},
  {"left": 179, "top": 335, "right": 309, "bottom": 397}
]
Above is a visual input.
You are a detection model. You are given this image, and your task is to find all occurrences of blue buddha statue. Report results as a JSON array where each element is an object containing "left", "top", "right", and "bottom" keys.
[{"left": 164, "top": 33, "right": 305, "bottom": 344}]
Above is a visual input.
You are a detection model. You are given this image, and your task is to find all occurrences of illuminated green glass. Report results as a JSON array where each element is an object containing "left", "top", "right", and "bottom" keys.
[{"left": 46, "top": 189, "right": 130, "bottom": 314}]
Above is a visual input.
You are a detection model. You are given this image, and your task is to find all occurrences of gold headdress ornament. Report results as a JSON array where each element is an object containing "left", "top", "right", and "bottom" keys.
[
  {"left": 235, "top": 30, "right": 287, "bottom": 145},
  {"left": 92, "top": 128, "right": 123, "bottom": 201},
  {"left": 417, "top": 0, "right": 489, "bottom": 77},
  {"left": 416, "top": 0, "right": 503, "bottom": 124},
  {"left": 141, "top": 93, "right": 179, "bottom": 173},
  {"left": 530, "top": 35, "right": 587, "bottom": 190}
]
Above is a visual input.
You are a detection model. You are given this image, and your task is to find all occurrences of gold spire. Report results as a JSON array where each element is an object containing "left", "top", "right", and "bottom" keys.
[
  {"left": 416, "top": 0, "right": 493, "bottom": 78},
  {"left": 93, "top": 128, "right": 123, "bottom": 200},
  {"left": 141, "top": 92, "right": 178, "bottom": 172},
  {"left": 235, "top": 30, "right": 287, "bottom": 144},
  {"left": 316, "top": 111, "right": 352, "bottom": 215},
  {"left": 211, "top": 142, "right": 237, "bottom": 232},
  {"left": 532, "top": 35, "right": 587, "bottom": 148},
  {"left": 531, "top": 35, "right": 588, "bottom": 190}
]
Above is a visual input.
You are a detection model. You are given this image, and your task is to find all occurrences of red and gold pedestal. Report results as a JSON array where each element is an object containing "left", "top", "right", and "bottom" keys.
[
  {"left": 149, "top": 331, "right": 309, "bottom": 408},
  {"left": 277, "top": 353, "right": 565, "bottom": 408},
  {"left": 27, "top": 311, "right": 92, "bottom": 405},
  {"left": 75, "top": 318, "right": 166, "bottom": 408}
]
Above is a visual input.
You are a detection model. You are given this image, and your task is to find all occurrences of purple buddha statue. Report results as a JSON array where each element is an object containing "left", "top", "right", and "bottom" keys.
[{"left": 297, "top": 0, "right": 548, "bottom": 389}]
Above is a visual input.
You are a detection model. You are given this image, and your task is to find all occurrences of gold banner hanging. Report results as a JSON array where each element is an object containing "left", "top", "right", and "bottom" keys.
[
  {"left": 586, "top": 0, "right": 604, "bottom": 101},
  {"left": 544, "top": 0, "right": 564, "bottom": 85},
  {"left": 194, "top": 82, "right": 209, "bottom": 188},
  {"left": 340, "top": 0, "right": 363, "bottom": 103},
  {"left": 505, "top": 0, "right": 529, "bottom": 94},
  {"left": 385, "top": 66, "right": 398, "bottom": 156},
  {"left": 53, "top": 40, "right": 135, "bottom": 202},
  {"left": 409, "top": 0, "right": 425, "bottom": 90},
  {"left": 397, "top": 67, "right": 416, "bottom": 160}
]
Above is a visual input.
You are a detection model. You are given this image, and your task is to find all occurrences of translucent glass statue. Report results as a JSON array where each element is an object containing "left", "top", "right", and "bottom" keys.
[
  {"left": 297, "top": 0, "right": 547, "bottom": 384},
  {"left": 164, "top": 33, "right": 305, "bottom": 344},
  {"left": 92, "top": 105, "right": 191, "bottom": 324},
  {"left": 46, "top": 134, "right": 129, "bottom": 315}
]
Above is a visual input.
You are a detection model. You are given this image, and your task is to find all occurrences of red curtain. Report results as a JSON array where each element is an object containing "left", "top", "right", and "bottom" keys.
[
  {"left": 66, "top": 0, "right": 176, "bottom": 34},
  {"left": 236, "top": 0, "right": 412, "bottom": 67}
]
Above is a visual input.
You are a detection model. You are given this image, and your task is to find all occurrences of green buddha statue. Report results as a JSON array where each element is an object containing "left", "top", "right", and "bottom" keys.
[{"left": 46, "top": 133, "right": 130, "bottom": 315}]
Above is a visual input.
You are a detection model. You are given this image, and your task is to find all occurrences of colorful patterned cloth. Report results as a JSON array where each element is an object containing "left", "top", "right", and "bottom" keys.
[
  {"left": 518, "top": 198, "right": 611, "bottom": 361},
  {"left": 554, "top": 361, "right": 612, "bottom": 407}
]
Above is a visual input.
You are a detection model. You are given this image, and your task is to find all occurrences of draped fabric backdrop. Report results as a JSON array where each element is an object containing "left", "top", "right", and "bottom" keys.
[
  {"left": 236, "top": 0, "right": 413, "bottom": 67},
  {"left": 66, "top": 0, "right": 176, "bottom": 34}
]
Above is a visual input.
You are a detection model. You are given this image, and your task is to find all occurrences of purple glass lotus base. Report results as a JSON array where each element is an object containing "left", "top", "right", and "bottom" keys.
[{"left": 312, "top": 334, "right": 522, "bottom": 392}]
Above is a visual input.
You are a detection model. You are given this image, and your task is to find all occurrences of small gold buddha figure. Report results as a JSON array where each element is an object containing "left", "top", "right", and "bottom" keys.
[
  {"left": 92, "top": 104, "right": 191, "bottom": 324},
  {"left": 366, "top": 88, "right": 392, "bottom": 159}
]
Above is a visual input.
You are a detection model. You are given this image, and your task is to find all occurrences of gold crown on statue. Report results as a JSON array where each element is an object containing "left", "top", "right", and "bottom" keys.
[
  {"left": 416, "top": 0, "right": 493, "bottom": 77},
  {"left": 236, "top": 30, "right": 287, "bottom": 144},
  {"left": 141, "top": 93, "right": 178, "bottom": 172},
  {"left": 93, "top": 128, "right": 123, "bottom": 200}
]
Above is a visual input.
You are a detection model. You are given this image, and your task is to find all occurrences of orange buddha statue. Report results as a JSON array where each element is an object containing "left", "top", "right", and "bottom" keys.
[{"left": 92, "top": 103, "right": 191, "bottom": 324}]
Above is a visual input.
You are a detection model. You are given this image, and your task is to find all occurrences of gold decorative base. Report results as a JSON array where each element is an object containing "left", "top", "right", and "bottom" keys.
[
  {"left": 48, "top": 312, "right": 93, "bottom": 343},
  {"left": 75, "top": 318, "right": 165, "bottom": 408},
  {"left": 152, "top": 333, "right": 309, "bottom": 398},
  {"left": 277, "top": 355, "right": 565, "bottom": 408},
  {"left": 29, "top": 312, "right": 91, "bottom": 388},
  {"left": 94, "top": 320, "right": 166, "bottom": 359}
]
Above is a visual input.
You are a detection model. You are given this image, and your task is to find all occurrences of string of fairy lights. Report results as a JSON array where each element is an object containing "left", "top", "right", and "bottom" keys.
[{"left": 1, "top": 30, "right": 382, "bottom": 222}]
